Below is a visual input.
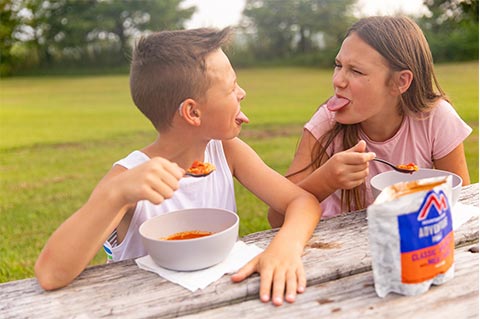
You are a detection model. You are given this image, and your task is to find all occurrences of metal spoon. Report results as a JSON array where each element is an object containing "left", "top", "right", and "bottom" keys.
[
  {"left": 184, "top": 170, "right": 215, "bottom": 178},
  {"left": 184, "top": 160, "right": 216, "bottom": 178},
  {"left": 373, "top": 158, "right": 417, "bottom": 174}
]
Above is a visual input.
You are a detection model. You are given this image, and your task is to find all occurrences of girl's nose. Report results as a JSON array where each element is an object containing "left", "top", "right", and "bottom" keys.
[{"left": 332, "top": 70, "right": 347, "bottom": 88}]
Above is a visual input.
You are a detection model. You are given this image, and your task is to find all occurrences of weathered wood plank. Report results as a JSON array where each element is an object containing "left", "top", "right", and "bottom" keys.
[
  {"left": 178, "top": 244, "right": 479, "bottom": 319},
  {"left": 0, "top": 184, "right": 477, "bottom": 319}
]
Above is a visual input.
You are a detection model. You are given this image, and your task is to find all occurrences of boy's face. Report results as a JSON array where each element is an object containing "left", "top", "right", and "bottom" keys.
[{"left": 198, "top": 49, "right": 249, "bottom": 140}]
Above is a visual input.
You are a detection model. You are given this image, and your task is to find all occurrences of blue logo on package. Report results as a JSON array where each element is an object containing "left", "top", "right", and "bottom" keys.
[{"left": 397, "top": 189, "right": 454, "bottom": 283}]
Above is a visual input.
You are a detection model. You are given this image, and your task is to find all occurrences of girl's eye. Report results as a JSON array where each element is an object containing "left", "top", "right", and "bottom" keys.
[
  {"left": 334, "top": 62, "right": 341, "bottom": 69},
  {"left": 353, "top": 69, "right": 364, "bottom": 75}
]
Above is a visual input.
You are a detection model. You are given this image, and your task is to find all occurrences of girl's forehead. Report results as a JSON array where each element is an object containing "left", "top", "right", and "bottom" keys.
[{"left": 338, "top": 33, "right": 388, "bottom": 68}]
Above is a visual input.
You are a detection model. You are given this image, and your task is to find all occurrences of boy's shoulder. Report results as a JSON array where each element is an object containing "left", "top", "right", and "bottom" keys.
[{"left": 114, "top": 150, "right": 149, "bottom": 169}]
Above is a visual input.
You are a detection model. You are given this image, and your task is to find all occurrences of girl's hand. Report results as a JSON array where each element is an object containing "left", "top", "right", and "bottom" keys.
[
  {"left": 322, "top": 140, "right": 375, "bottom": 191},
  {"left": 107, "top": 157, "right": 185, "bottom": 206},
  {"left": 231, "top": 241, "right": 305, "bottom": 306}
]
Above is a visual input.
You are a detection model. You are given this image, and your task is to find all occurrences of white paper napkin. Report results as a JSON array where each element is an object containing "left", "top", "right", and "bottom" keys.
[
  {"left": 135, "top": 241, "right": 263, "bottom": 292},
  {"left": 452, "top": 202, "right": 479, "bottom": 230}
]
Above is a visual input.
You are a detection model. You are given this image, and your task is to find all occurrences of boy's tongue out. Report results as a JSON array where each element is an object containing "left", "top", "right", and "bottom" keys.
[
  {"left": 327, "top": 96, "right": 350, "bottom": 111},
  {"left": 235, "top": 111, "right": 250, "bottom": 125}
]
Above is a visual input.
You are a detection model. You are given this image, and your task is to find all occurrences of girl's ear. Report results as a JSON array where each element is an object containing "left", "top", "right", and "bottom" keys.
[
  {"left": 395, "top": 70, "right": 413, "bottom": 95},
  {"left": 178, "top": 99, "right": 201, "bottom": 126}
]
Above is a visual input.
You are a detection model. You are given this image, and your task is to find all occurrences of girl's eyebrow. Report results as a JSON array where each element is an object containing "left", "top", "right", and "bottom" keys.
[{"left": 336, "top": 57, "right": 364, "bottom": 69}]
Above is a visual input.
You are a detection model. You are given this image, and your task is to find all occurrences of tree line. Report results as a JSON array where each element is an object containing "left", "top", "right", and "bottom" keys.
[{"left": 1, "top": 0, "right": 478, "bottom": 77}]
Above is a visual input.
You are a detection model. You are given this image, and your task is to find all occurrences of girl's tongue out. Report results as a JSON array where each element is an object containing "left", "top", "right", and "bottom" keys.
[{"left": 326, "top": 96, "right": 350, "bottom": 111}]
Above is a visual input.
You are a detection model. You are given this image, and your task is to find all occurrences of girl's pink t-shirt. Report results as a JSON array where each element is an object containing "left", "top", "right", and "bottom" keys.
[{"left": 304, "top": 99, "right": 472, "bottom": 218}]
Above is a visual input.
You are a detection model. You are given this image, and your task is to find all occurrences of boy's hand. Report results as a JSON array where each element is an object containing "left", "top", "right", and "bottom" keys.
[
  {"left": 111, "top": 157, "right": 184, "bottom": 206},
  {"left": 322, "top": 140, "right": 375, "bottom": 191},
  {"left": 231, "top": 241, "right": 305, "bottom": 306}
]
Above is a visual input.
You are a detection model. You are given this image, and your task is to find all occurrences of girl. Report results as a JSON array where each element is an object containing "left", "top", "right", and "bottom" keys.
[{"left": 269, "top": 16, "right": 471, "bottom": 225}]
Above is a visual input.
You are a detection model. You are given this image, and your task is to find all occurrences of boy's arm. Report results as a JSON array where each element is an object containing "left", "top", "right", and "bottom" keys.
[
  {"left": 223, "top": 138, "right": 322, "bottom": 306},
  {"left": 34, "top": 158, "right": 184, "bottom": 291}
]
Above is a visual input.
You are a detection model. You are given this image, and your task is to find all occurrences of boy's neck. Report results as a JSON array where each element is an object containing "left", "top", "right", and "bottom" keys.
[{"left": 142, "top": 130, "right": 210, "bottom": 170}]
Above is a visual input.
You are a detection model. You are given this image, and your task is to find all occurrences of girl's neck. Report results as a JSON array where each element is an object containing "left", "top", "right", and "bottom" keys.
[{"left": 360, "top": 112, "right": 404, "bottom": 142}]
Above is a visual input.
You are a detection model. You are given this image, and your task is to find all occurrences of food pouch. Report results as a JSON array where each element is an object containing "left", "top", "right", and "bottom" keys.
[{"left": 367, "top": 176, "right": 454, "bottom": 297}]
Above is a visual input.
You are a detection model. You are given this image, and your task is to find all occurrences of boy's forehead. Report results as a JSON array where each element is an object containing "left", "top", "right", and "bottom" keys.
[{"left": 205, "top": 49, "right": 235, "bottom": 80}]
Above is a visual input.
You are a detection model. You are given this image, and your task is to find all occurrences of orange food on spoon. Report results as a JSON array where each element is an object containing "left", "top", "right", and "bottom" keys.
[
  {"left": 187, "top": 160, "right": 216, "bottom": 176},
  {"left": 397, "top": 162, "right": 419, "bottom": 172}
]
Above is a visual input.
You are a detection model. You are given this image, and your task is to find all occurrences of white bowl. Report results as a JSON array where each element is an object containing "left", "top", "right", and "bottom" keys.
[
  {"left": 139, "top": 208, "right": 239, "bottom": 271},
  {"left": 370, "top": 168, "right": 462, "bottom": 205}
]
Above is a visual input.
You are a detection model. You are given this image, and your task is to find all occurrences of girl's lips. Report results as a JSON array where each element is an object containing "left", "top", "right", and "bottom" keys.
[
  {"left": 326, "top": 95, "right": 350, "bottom": 112},
  {"left": 235, "top": 111, "right": 250, "bottom": 125}
]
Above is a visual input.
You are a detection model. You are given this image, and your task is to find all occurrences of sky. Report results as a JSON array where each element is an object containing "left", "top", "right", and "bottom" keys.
[{"left": 182, "top": 0, "right": 429, "bottom": 29}]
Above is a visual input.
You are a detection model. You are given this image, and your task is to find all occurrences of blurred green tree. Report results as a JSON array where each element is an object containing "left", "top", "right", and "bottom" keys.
[
  {"left": 419, "top": 0, "right": 478, "bottom": 61},
  {"left": 1, "top": 0, "right": 195, "bottom": 75},
  {"left": 237, "top": 0, "right": 356, "bottom": 65},
  {"left": 0, "top": 0, "right": 23, "bottom": 76}
]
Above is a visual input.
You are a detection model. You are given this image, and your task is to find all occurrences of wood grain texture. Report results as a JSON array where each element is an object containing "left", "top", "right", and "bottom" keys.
[{"left": 0, "top": 184, "right": 477, "bottom": 319}]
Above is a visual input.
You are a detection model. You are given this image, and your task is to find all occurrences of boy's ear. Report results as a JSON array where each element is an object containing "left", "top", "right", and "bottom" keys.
[
  {"left": 395, "top": 70, "right": 413, "bottom": 95},
  {"left": 178, "top": 99, "right": 201, "bottom": 126}
]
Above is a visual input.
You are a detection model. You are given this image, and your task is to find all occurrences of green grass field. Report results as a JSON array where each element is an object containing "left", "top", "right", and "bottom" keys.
[{"left": 1, "top": 62, "right": 478, "bottom": 283}]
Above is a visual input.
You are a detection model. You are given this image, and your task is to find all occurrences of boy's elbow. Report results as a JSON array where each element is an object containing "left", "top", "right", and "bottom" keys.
[
  {"left": 298, "top": 191, "right": 323, "bottom": 218},
  {"left": 35, "top": 257, "right": 71, "bottom": 291},
  {"left": 268, "top": 208, "right": 284, "bottom": 228}
]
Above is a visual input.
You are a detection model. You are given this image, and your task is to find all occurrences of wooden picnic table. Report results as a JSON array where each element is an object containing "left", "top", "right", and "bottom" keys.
[{"left": 1, "top": 184, "right": 478, "bottom": 319}]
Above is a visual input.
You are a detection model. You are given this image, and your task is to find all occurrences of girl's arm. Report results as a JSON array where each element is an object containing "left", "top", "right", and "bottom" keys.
[
  {"left": 34, "top": 158, "right": 184, "bottom": 290},
  {"left": 434, "top": 143, "right": 471, "bottom": 185},
  {"left": 268, "top": 130, "right": 375, "bottom": 227}
]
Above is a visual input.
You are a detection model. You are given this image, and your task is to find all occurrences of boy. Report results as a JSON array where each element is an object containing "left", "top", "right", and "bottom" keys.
[{"left": 35, "top": 28, "right": 322, "bottom": 306}]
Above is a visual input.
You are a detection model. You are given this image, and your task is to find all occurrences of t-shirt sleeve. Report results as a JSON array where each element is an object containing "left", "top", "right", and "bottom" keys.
[
  {"left": 304, "top": 105, "right": 335, "bottom": 140},
  {"left": 430, "top": 100, "right": 472, "bottom": 159},
  {"left": 113, "top": 150, "right": 150, "bottom": 169}
]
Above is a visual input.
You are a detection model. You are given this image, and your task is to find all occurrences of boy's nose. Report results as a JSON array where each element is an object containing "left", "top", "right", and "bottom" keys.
[{"left": 238, "top": 86, "right": 246, "bottom": 101}]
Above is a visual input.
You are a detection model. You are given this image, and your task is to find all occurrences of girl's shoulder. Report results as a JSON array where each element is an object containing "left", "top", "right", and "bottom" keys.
[
  {"left": 305, "top": 104, "right": 336, "bottom": 139},
  {"left": 430, "top": 99, "right": 457, "bottom": 116},
  {"left": 411, "top": 99, "right": 458, "bottom": 121}
]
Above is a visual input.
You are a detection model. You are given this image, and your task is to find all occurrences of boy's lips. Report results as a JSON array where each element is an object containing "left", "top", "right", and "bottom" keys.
[
  {"left": 235, "top": 111, "right": 250, "bottom": 125},
  {"left": 326, "top": 95, "right": 350, "bottom": 112}
]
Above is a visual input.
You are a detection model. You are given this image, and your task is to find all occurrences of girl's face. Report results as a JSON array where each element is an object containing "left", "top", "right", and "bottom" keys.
[
  {"left": 199, "top": 49, "right": 248, "bottom": 140},
  {"left": 331, "top": 33, "right": 401, "bottom": 131}
]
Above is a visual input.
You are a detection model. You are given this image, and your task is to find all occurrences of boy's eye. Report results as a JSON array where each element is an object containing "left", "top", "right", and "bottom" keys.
[{"left": 334, "top": 62, "right": 341, "bottom": 69}]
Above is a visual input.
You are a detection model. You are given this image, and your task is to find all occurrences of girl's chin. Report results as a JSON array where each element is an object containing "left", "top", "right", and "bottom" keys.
[{"left": 333, "top": 114, "right": 361, "bottom": 125}]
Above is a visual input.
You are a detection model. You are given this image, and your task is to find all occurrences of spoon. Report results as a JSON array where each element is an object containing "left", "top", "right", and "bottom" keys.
[
  {"left": 184, "top": 160, "right": 216, "bottom": 178},
  {"left": 184, "top": 170, "right": 215, "bottom": 178},
  {"left": 373, "top": 158, "right": 418, "bottom": 174}
]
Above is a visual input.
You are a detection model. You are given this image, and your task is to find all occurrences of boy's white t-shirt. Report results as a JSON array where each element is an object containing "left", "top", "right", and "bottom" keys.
[
  {"left": 104, "top": 139, "right": 236, "bottom": 262},
  {"left": 304, "top": 99, "right": 472, "bottom": 218}
]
